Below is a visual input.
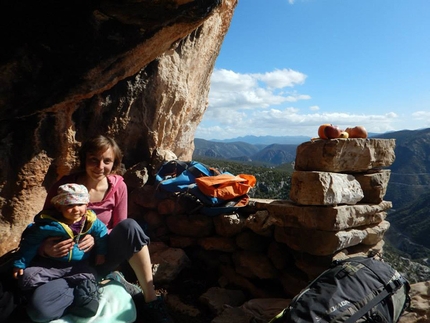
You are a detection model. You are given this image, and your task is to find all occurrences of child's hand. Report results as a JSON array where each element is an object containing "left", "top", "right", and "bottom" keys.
[
  {"left": 95, "top": 254, "right": 105, "bottom": 265},
  {"left": 78, "top": 234, "right": 95, "bottom": 253},
  {"left": 13, "top": 267, "right": 23, "bottom": 279}
]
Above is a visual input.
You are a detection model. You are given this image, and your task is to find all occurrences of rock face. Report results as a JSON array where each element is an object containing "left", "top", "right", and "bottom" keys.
[{"left": 0, "top": 0, "right": 238, "bottom": 255}]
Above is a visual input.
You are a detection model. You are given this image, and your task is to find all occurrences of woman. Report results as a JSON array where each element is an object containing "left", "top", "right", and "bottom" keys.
[{"left": 29, "top": 135, "right": 171, "bottom": 322}]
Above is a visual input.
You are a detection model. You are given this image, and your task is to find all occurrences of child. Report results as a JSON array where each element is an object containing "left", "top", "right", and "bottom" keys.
[{"left": 13, "top": 183, "right": 108, "bottom": 319}]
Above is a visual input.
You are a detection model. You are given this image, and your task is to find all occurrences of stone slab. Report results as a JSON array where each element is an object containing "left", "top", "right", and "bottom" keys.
[
  {"left": 274, "top": 221, "right": 389, "bottom": 256},
  {"left": 293, "top": 240, "right": 385, "bottom": 280},
  {"left": 255, "top": 199, "right": 391, "bottom": 231},
  {"left": 354, "top": 169, "right": 391, "bottom": 204},
  {"left": 294, "top": 138, "right": 396, "bottom": 173},
  {"left": 289, "top": 171, "right": 364, "bottom": 205}
]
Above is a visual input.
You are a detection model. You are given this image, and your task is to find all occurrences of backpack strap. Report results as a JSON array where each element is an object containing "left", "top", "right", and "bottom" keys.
[{"left": 345, "top": 276, "right": 408, "bottom": 323}]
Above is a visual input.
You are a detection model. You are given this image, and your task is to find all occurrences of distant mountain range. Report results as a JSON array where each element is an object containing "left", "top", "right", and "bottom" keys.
[
  {"left": 202, "top": 133, "right": 382, "bottom": 146},
  {"left": 193, "top": 138, "right": 298, "bottom": 165},
  {"left": 207, "top": 135, "right": 312, "bottom": 145},
  {"left": 195, "top": 128, "right": 430, "bottom": 261},
  {"left": 194, "top": 133, "right": 380, "bottom": 165}
]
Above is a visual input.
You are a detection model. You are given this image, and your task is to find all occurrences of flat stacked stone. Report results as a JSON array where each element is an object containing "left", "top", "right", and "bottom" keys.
[
  {"left": 264, "top": 137, "right": 396, "bottom": 281},
  {"left": 294, "top": 138, "right": 395, "bottom": 173}
]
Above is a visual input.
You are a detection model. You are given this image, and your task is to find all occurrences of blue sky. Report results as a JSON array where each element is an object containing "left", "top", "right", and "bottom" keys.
[{"left": 195, "top": 0, "right": 430, "bottom": 140}]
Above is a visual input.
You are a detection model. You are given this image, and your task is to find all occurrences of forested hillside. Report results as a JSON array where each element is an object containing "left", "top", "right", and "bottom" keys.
[
  {"left": 194, "top": 157, "right": 293, "bottom": 199},
  {"left": 194, "top": 138, "right": 298, "bottom": 165},
  {"left": 374, "top": 128, "right": 430, "bottom": 210}
]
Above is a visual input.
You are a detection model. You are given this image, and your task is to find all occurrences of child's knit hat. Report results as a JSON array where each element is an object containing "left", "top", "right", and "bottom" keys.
[{"left": 51, "top": 183, "right": 90, "bottom": 206}]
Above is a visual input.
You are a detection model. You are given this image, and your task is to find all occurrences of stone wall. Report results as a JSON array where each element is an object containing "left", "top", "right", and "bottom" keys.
[{"left": 125, "top": 138, "right": 397, "bottom": 319}]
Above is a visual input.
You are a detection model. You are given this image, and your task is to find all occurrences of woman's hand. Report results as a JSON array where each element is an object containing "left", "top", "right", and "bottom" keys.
[
  {"left": 40, "top": 237, "right": 74, "bottom": 258},
  {"left": 78, "top": 234, "right": 95, "bottom": 253}
]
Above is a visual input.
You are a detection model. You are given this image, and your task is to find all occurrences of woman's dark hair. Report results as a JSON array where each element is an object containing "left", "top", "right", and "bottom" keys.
[{"left": 78, "top": 135, "right": 123, "bottom": 173}]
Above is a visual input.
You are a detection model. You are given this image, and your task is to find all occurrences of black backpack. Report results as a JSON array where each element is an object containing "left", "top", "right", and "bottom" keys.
[{"left": 269, "top": 256, "right": 410, "bottom": 323}]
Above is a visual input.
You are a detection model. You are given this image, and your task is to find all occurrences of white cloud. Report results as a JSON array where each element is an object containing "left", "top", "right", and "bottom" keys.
[
  {"left": 252, "top": 69, "right": 307, "bottom": 89},
  {"left": 208, "top": 69, "right": 309, "bottom": 113},
  {"left": 412, "top": 110, "right": 430, "bottom": 119},
  {"left": 196, "top": 106, "right": 402, "bottom": 140},
  {"left": 196, "top": 68, "right": 428, "bottom": 140},
  {"left": 246, "top": 111, "right": 399, "bottom": 132},
  {"left": 210, "top": 69, "right": 257, "bottom": 92}
]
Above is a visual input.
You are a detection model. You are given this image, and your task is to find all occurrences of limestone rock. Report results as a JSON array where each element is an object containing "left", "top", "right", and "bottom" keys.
[
  {"left": 150, "top": 244, "right": 191, "bottom": 284},
  {"left": 293, "top": 240, "right": 385, "bottom": 280},
  {"left": 211, "top": 306, "right": 253, "bottom": 323},
  {"left": 131, "top": 185, "right": 159, "bottom": 209},
  {"left": 158, "top": 199, "right": 181, "bottom": 215},
  {"left": 267, "top": 241, "right": 294, "bottom": 271},
  {"left": 235, "top": 231, "right": 268, "bottom": 252},
  {"left": 169, "top": 235, "right": 197, "bottom": 249},
  {"left": 151, "top": 149, "right": 178, "bottom": 176},
  {"left": 166, "top": 213, "right": 214, "bottom": 237},
  {"left": 199, "top": 287, "right": 247, "bottom": 315},
  {"left": 354, "top": 170, "right": 391, "bottom": 204},
  {"left": 198, "top": 236, "right": 237, "bottom": 252},
  {"left": 289, "top": 171, "right": 364, "bottom": 205},
  {"left": 122, "top": 162, "right": 149, "bottom": 190},
  {"left": 240, "top": 298, "right": 291, "bottom": 323},
  {"left": 279, "top": 269, "right": 308, "bottom": 298},
  {"left": 213, "top": 213, "right": 245, "bottom": 237},
  {"left": 244, "top": 210, "right": 277, "bottom": 236},
  {"left": 142, "top": 210, "right": 165, "bottom": 230},
  {"left": 219, "top": 265, "right": 273, "bottom": 299},
  {"left": 362, "top": 220, "right": 390, "bottom": 245},
  {"left": 0, "top": 152, "right": 52, "bottom": 255},
  {"left": 294, "top": 138, "right": 396, "bottom": 173},
  {"left": 165, "top": 294, "right": 201, "bottom": 318},
  {"left": 232, "top": 251, "right": 278, "bottom": 280},
  {"left": 261, "top": 199, "right": 391, "bottom": 231},
  {"left": 398, "top": 281, "right": 430, "bottom": 323},
  {"left": 274, "top": 222, "right": 388, "bottom": 256},
  {"left": 0, "top": 0, "right": 237, "bottom": 255},
  {"left": 333, "top": 240, "right": 385, "bottom": 261}
]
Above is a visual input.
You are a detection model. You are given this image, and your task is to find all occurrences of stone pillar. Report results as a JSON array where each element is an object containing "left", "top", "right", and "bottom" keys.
[{"left": 262, "top": 138, "right": 396, "bottom": 290}]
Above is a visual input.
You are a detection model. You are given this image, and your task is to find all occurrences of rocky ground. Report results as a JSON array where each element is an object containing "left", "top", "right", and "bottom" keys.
[{"left": 132, "top": 255, "right": 221, "bottom": 323}]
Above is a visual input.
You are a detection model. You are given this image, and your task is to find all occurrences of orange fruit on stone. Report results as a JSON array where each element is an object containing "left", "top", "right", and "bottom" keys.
[
  {"left": 318, "top": 124, "right": 332, "bottom": 139},
  {"left": 345, "top": 126, "right": 368, "bottom": 138},
  {"left": 323, "top": 125, "right": 341, "bottom": 139}
]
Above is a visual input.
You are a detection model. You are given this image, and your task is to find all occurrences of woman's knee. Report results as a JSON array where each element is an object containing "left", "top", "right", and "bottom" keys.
[{"left": 111, "top": 219, "right": 150, "bottom": 247}]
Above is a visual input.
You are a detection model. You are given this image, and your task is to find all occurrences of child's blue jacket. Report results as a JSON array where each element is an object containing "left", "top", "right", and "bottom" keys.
[{"left": 13, "top": 209, "right": 108, "bottom": 269}]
